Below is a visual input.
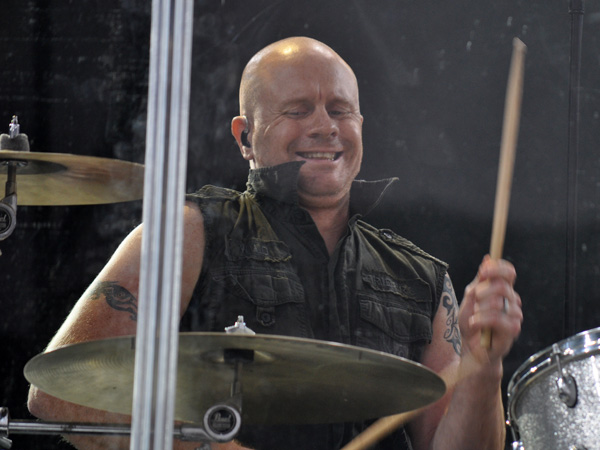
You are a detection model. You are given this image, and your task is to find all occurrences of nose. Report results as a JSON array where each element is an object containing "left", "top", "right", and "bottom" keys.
[{"left": 307, "top": 106, "right": 339, "bottom": 140}]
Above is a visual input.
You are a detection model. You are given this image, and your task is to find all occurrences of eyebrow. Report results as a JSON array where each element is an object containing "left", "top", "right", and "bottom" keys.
[{"left": 279, "top": 96, "right": 356, "bottom": 110}]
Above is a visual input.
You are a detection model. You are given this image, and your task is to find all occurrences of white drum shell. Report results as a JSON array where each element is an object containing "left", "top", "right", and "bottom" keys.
[{"left": 507, "top": 327, "right": 600, "bottom": 450}]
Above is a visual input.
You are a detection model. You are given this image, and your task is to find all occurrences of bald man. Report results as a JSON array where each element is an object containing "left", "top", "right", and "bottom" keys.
[{"left": 28, "top": 37, "right": 522, "bottom": 450}]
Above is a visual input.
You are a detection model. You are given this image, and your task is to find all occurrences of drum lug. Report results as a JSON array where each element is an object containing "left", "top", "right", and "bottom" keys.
[{"left": 552, "top": 344, "right": 578, "bottom": 408}]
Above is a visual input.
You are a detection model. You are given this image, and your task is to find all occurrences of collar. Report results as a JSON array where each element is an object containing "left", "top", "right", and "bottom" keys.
[{"left": 246, "top": 161, "right": 398, "bottom": 218}]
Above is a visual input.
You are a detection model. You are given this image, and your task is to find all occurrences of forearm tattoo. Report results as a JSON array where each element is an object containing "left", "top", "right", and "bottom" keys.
[
  {"left": 441, "top": 275, "right": 462, "bottom": 356},
  {"left": 89, "top": 281, "right": 138, "bottom": 321}
]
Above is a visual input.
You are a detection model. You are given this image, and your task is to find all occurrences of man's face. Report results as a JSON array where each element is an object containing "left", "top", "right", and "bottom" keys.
[{"left": 249, "top": 50, "right": 364, "bottom": 208}]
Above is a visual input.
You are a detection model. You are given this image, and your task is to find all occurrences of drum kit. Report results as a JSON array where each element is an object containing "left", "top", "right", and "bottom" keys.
[
  {"left": 506, "top": 328, "right": 600, "bottom": 450},
  {"left": 1, "top": 112, "right": 599, "bottom": 450},
  {"left": 0, "top": 116, "right": 145, "bottom": 243},
  {"left": 0, "top": 116, "right": 449, "bottom": 447},
  {"left": 0, "top": 1, "right": 598, "bottom": 444}
]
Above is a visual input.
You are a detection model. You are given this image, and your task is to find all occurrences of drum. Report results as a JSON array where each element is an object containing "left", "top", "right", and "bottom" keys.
[{"left": 507, "top": 327, "right": 600, "bottom": 450}]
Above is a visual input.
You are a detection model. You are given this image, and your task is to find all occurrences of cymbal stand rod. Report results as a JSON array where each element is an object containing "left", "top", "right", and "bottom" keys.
[
  {"left": 3, "top": 420, "right": 214, "bottom": 440},
  {"left": 131, "top": 0, "right": 194, "bottom": 448},
  {"left": 4, "top": 419, "right": 133, "bottom": 437},
  {"left": 0, "top": 407, "right": 218, "bottom": 448},
  {"left": 224, "top": 347, "right": 252, "bottom": 412},
  {"left": 231, "top": 360, "right": 243, "bottom": 398},
  {"left": 4, "top": 116, "right": 21, "bottom": 202}
]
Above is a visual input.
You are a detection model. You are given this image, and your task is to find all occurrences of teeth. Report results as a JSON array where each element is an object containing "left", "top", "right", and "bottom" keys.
[{"left": 300, "top": 152, "right": 337, "bottom": 161}]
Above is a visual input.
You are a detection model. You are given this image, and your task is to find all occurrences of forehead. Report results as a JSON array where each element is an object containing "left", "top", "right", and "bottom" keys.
[{"left": 257, "top": 51, "right": 359, "bottom": 105}]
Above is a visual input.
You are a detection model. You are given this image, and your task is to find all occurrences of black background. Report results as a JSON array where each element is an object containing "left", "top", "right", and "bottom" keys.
[{"left": 1, "top": 1, "right": 600, "bottom": 448}]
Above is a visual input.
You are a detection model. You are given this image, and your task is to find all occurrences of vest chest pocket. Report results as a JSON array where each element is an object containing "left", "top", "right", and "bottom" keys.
[
  {"left": 355, "top": 272, "right": 434, "bottom": 360},
  {"left": 212, "top": 270, "right": 309, "bottom": 336},
  {"left": 205, "top": 237, "right": 311, "bottom": 336}
]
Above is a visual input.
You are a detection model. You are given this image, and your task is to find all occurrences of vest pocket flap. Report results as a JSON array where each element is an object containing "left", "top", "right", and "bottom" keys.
[
  {"left": 358, "top": 296, "right": 432, "bottom": 342},
  {"left": 226, "top": 237, "right": 292, "bottom": 262},
  {"left": 362, "top": 272, "right": 431, "bottom": 303},
  {"left": 214, "top": 272, "right": 304, "bottom": 306}
]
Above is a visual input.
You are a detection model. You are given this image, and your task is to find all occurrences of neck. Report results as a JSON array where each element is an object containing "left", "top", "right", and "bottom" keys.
[{"left": 303, "top": 197, "right": 351, "bottom": 256}]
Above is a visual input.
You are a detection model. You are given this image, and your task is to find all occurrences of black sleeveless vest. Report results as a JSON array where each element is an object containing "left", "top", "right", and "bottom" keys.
[{"left": 182, "top": 162, "right": 448, "bottom": 449}]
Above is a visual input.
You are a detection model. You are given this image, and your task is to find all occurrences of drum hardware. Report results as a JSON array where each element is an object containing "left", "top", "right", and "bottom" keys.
[
  {"left": 3, "top": 322, "right": 267, "bottom": 447},
  {"left": 0, "top": 405, "right": 239, "bottom": 449},
  {"left": 225, "top": 315, "right": 256, "bottom": 335},
  {"left": 24, "top": 332, "right": 445, "bottom": 426},
  {"left": 509, "top": 438, "right": 588, "bottom": 450},
  {"left": 0, "top": 114, "right": 144, "bottom": 252},
  {"left": 0, "top": 117, "right": 28, "bottom": 242},
  {"left": 551, "top": 343, "right": 578, "bottom": 407},
  {"left": 507, "top": 327, "right": 600, "bottom": 450},
  {"left": 0, "top": 116, "right": 144, "bottom": 210}
]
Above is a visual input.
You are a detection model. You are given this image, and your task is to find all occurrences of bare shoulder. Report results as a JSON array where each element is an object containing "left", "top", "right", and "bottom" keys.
[{"left": 184, "top": 200, "right": 204, "bottom": 227}]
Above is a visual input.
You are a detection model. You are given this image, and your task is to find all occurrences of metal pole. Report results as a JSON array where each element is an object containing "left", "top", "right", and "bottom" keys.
[
  {"left": 565, "top": 0, "right": 584, "bottom": 339},
  {"left": 130, "top": 0, "right": 194, "bottom": 448}
]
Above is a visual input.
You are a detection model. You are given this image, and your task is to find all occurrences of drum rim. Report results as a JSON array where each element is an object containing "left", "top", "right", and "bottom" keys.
[{"left": 506, "top": 327, "right": 600, "bottom": 428}]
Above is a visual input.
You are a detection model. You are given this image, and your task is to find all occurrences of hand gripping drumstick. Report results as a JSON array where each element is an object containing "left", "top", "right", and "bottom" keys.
[
  {"left": 340, "top": 38, "right": 527, "bottom": 450},
  {"left": 481, "top": 37, "right": 526, "bottom": 349}
]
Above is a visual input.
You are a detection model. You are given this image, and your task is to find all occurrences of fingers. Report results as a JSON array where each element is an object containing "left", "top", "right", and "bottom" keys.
[
  {"left": 477, "top": 255, "right": 517, "bottom": 284},
  {"left": 460, "top": 256, "right": 523, "bottom": 359},
  {"left": 468, "top": 293, "right": 523, "bottom": 336}
]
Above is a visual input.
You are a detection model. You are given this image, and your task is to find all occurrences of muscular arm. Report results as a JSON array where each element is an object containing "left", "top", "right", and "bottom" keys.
[
  {"left": 409, "top": 258, "right": 522, "bottom": 450},
  {"left": 27, "top": 202, "right": 206, "bottom": 450}
]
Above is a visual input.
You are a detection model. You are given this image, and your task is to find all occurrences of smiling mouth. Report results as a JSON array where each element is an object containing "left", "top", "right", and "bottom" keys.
[{"left": 296, "top": 151, "right": 342, "bottom": 161}]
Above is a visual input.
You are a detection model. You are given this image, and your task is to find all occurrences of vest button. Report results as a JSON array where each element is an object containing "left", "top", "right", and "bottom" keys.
[{"left": 260, "top": 312, "right": 273, "bottom": 325}]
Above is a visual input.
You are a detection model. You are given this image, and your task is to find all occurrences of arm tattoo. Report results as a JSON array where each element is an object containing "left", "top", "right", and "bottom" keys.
[
  {"left": 89, "top": 281, "right": 138, "bottom": 321},
  {"left": 441, "top": 274, "right": 461, "bottom": 356}
]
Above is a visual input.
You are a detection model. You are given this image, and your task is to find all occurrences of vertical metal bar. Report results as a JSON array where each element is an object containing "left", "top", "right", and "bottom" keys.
[
  {"left": 565, "top": 0, "right": 584, "bottom": 339},
  {"left": 130, "top": 0, "right": 194, "bottom": 449}
]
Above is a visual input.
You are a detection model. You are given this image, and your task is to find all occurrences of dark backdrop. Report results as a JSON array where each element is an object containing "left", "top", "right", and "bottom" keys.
[{"left": 1, "top": 1, "right": 600, "bottom": 448}]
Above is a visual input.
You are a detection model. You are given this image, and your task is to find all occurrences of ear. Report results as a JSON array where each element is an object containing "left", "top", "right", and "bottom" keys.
[{"left": 231, "top": 115, "right": 253, "bottom": 161}]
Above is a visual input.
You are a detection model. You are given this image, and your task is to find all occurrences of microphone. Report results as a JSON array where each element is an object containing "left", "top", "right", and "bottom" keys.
[
  {"left": 241, "top": 130, "right": 251, "bottom": 147},
  {"left": 240, "top": 115, "right": 251, "bottom": 147}
]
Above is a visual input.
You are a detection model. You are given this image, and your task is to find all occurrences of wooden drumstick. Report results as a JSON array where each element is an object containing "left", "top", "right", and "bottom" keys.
[
  {"left": 340, "top": 409, "right": 423, "bottom": 450},
  {"left": 340, "top": 366, "right": 459, "bottom": 450},
  {"left": 341, "top": 38, "right": 527, "bottom": 450},
  {"left": 481, "top": 37, "right": 526, "bottom": 348}
]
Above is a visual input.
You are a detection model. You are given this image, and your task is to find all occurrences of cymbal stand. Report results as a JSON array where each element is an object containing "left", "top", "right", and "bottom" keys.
[
  {"left": 179, "top": 318, "right": 255, "bottom": 446},
  {"left": 0, "top": 405, "right": 241, "bottom": 449},
  {"left": 0, "top": 116, "right": 29, "bottom": 243}
]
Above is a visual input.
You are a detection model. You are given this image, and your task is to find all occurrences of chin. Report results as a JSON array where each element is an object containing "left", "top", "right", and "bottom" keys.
[{"left": 298, "top": 182, "right": 350, "bottom": 207}]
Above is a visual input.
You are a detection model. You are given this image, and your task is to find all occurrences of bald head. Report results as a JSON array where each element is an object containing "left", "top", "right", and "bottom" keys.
[
  {"left": 230, "top": 36, "right": 364, "bottom": 209},
  {"left": 239, "top": 37, "right": 358, "bottom": 119}
]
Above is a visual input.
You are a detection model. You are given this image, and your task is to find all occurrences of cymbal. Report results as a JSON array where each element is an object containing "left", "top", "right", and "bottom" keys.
[
  {"left": 0, "top": 150, "right": 144, "bottom": 205},
  {"left": 24, "top": 333, "right": 445, "bottom": 425}
]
